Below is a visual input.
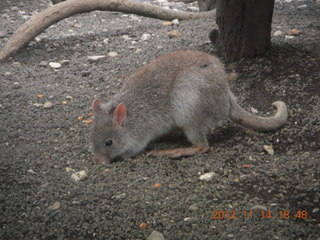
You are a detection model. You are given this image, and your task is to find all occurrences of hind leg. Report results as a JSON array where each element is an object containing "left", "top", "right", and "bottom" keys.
[{"left": 147, "top": 128, "right": 210, "bottom": 159}]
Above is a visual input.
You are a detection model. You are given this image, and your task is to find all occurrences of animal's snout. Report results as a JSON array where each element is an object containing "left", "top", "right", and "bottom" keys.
[{"left": 93, "top": 154, "right": 108, "bottom": 164}]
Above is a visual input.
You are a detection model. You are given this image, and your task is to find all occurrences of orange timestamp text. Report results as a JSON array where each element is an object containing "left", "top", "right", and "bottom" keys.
[{"left": 211, "top": 210, "right": 308, "bottom": 220}]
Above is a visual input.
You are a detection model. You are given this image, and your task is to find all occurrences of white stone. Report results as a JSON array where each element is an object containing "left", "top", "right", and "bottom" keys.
[
  {"left": 108, "top": 52, "right": 118, "bottom": 57},
  {"left": 171, "top": 19, "right": 180, "bottom": 26},
  {"left": 274, "top": 30, "right": 283, "bottom": 37},
  {"left": 43, "top": 101, "right": 53, "bottom": 109},
  {"left": 141, "top": 33, "right": 152, "bottom": 41},
  {"left": 88, "top": 55, "right": 106, "bottom": 62},
  {"left": 285, "top": 35, "right": 295, "bottom": 40},
  {"left": 199, "top": 172, "right": 216, "bottom": 182},
  {"left": 49, "top": 62, "right": 61, "bottom": 69},
  {"left": 71, "top": 170, "right": 87, "bottom": 181}
]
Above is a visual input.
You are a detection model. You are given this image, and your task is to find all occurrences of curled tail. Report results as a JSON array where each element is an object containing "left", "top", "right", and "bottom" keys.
[{"left": 228, "top": 94, "right": 288, "bottom": 132}]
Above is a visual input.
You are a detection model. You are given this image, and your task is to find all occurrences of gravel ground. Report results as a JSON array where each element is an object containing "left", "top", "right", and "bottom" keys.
[{"left": 0, "top": 0, "right": 319, "bottom": 239}]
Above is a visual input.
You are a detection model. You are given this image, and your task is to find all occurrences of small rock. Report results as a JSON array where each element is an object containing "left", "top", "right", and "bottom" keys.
[
  {"left": 251, "top": 205, "right": 267, "bottom": 211},
  {"left": 39, "top": 61, "right": 48, "bottom": 67},
  {"left": 168, "top": 30, "right": 182, "bottom": 38},
  {"left": 274, "top": 30, "right": 283, "bottom": 37},
  {"left": 141, "top": 33, "right": 152, "bottom": 41},
  {"left": 251, "top": 107, "right": 258, "bottom": 114},
  {"left": 0, "top": 31, "right": 7, "bottom": 38},
  {"left": 199, "top": 172, "right": 216, "bottom": 182},
  {"left": 4, "top": 72, "right": 11, "bottom": 77},
  {"left": 65, "top": 95, "right": 73, "bottom": 100},
  {"left": 163, "top": 21, "right": 172, "bottom": 26},
  {"left": 49, "top": 62, "right": 61, "bottom": 69},
  {"left": 13, "top": 82, "right": 20, "bottom": 89},
  {"left": 288, "top": 29, "right": 300, "bottom": 35},
  {"left": 285, "top": 35, "right": 295, "bottom": 40},
  {"left": 11, "top": 62, "right": 21, "bottom": 68},
  {"left": 114, "top": 193, "right": 126, "bottom": 200},
  {"left": 103, "top": 38, "right": 109, "bottom": 45},
  {"left": 189, "top": 203, "right": 198, "bottom": 211},
  {"left": 147, "top": 230, "right": 165, "bottom": 240},
  {"left": 65, "top": 167, "right": 75, "bottom": 172},
  {"left": 71, "top": 170, "right": 87, "bottom": 181},
  {"left": 135, "top": 48, "right": 142, "bottom": 53},
  {"left": 48, "top": 201, "right": 61, "bottom": 210},
  {"left": 312, "top": 208, "right": 319, "bottom": 213},
  {"left": 88, "top": 55, "right": 106, "bottom": 62},
  {"left": 33, "top": 103, "right": 43, "bottom": 108},
  {"left": 300, "top": 151, "right": 310, "bottom": 160},
  {"left": 171, "top": 19, "right": 179, "bottom": 26},
  {"left": 108, "top": 52, "right": 118, "bottom": 58},
  {"left": 43, "top": 102, "right": 53, "bottom": 109},
  {"left": 263, "top": 145, "right": 274, "bottom": 156},
  {"left": 28, "top": 169, "right": 36, "bottom": 174},
  {"left": 245, "top": 128, "right": 259, "bottom": 136},
  {"left": 122, "top": 35, "right": 132, "bottom": 41},
  {"left": 297, "top": 4, "right": 307, "bottom": 8},
  {"left": 60, "top": 60, "right": 70, "bottom": 65}
]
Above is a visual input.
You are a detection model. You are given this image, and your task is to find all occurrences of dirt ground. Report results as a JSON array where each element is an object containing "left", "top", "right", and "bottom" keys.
[{"left": 0, "top": 0, "right": 319, "bottom": 239}]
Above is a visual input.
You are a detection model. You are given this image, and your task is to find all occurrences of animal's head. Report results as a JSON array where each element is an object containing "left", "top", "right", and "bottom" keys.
[{"left": 90, "top": 99, "right": 128, "bottom": 164}]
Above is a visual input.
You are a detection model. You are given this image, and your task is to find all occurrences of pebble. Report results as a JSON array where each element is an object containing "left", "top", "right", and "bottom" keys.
[
  {"left": 147, "top": 230, "right": 165, "bottom": 240},
  {"left": 263, "top": 145, "right": 274, "bottom": 156},
  {"left": 0, "top": 31, "right": 7, "bottom": 38},
  {"left": 4, "top": 72, "right": 11, "bottom": 77},
  {"left": 13, "top": 82, "right": 20, "bottom": 89},
  {"left": 39, "top": 60, "right": 48, "bottom": 66},
  {"left": 11, "top": 62, "right": 21, "bottom": 68},
  {"left": 103, "top": 38, "right": 109, "bottom": 45},
  {"left": 33, "top": 103, "right": 43, "bottom": 108},
  {"left": 171, "top": 19, "right": 179, "bottom": 26},
  {"left": 108, "top": 52, "right": 118, "bottom": 57},
  {"left": 48, "top": 201, "right": 61, "bottom": 210},
  {"left": 71, "top": 170, "right": 87, "bottom": 181},
  {"left": 60, "top": 60, "right": 70, "bottom": 65},
  {"left": 199, "top": 172, "right": 216, "bottom": 182},
  {"left": 288, "top": 29, "right": 300, "bottom": 35},
  {"left": 141, "top": 33, "right": 152, "bottom": 41},
  {"left": 114, "top": 193, "right": 126, "bottom": 200},
  {"left": 88, "top": 55, "right": 106, "bottom": 62},
  {"left": 49, "top": 62, "right": 61, "bottom": 69},
  {"left": 122, "top": 35, "right": 132, "bottom": 41},
  {"left": 274, "top": 30, "right": 283, "bottom": 37},
  {"left": 168, "top": 30, "right": 182, "bottom": 38},
  {"left": 189, "top": 203, "right": 198, "bottom": 211},
  {"left": 251, "top": 205, "right": 268, "bottom": 211},
  {"left": 43, "top": 101, "right": 53, "bottom": 109},
  {"left": 297, "top": 4, "right": 307, "bottom": 8},
  {"left": 65, "top": 95, "right": 73, "bottom": 100},
  {"left": 285, "top": 35, "right": 295, "bottom": 40}
]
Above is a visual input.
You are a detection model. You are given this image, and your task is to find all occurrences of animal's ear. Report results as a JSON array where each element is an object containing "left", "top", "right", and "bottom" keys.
[
  {"left": 92, "top": 99, "right": 101, "bottom": 112},
  {"left": 113, "top": 103, "right": 127, "bottom": 127}
]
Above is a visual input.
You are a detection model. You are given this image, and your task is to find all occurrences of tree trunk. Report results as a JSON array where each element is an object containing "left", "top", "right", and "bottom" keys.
[{"left": 215, "top": 0, "right": 275, "bottom": 61}]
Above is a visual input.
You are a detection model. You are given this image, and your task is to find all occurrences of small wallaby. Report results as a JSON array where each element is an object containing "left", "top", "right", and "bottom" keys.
[{"left": 90, "top": 50, "right": 287, "bottom": 164}]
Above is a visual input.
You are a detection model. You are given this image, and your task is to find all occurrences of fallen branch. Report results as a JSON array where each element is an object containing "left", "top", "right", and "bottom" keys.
[{"left": 0, "top": 0, "right": 215, "bottom": 61}]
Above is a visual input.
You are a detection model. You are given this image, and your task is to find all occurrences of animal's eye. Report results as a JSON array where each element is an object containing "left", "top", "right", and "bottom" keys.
[{"left": 105, "top": 139, "right": 113, "bottom": 147}]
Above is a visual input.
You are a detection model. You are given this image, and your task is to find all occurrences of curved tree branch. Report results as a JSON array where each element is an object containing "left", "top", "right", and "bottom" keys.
[{"left": 0, "top": 0, "right": 215, "bottom": 61}]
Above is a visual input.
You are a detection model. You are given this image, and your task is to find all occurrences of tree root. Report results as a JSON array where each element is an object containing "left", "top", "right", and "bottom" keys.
[{"left": 0, "top": 0, "right": 215, "bottom": 61}]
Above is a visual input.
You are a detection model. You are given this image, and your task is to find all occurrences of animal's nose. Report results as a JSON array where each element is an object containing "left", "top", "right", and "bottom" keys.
[{"left": 93, "top": 155, "right": 108, "bottom": 164}]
